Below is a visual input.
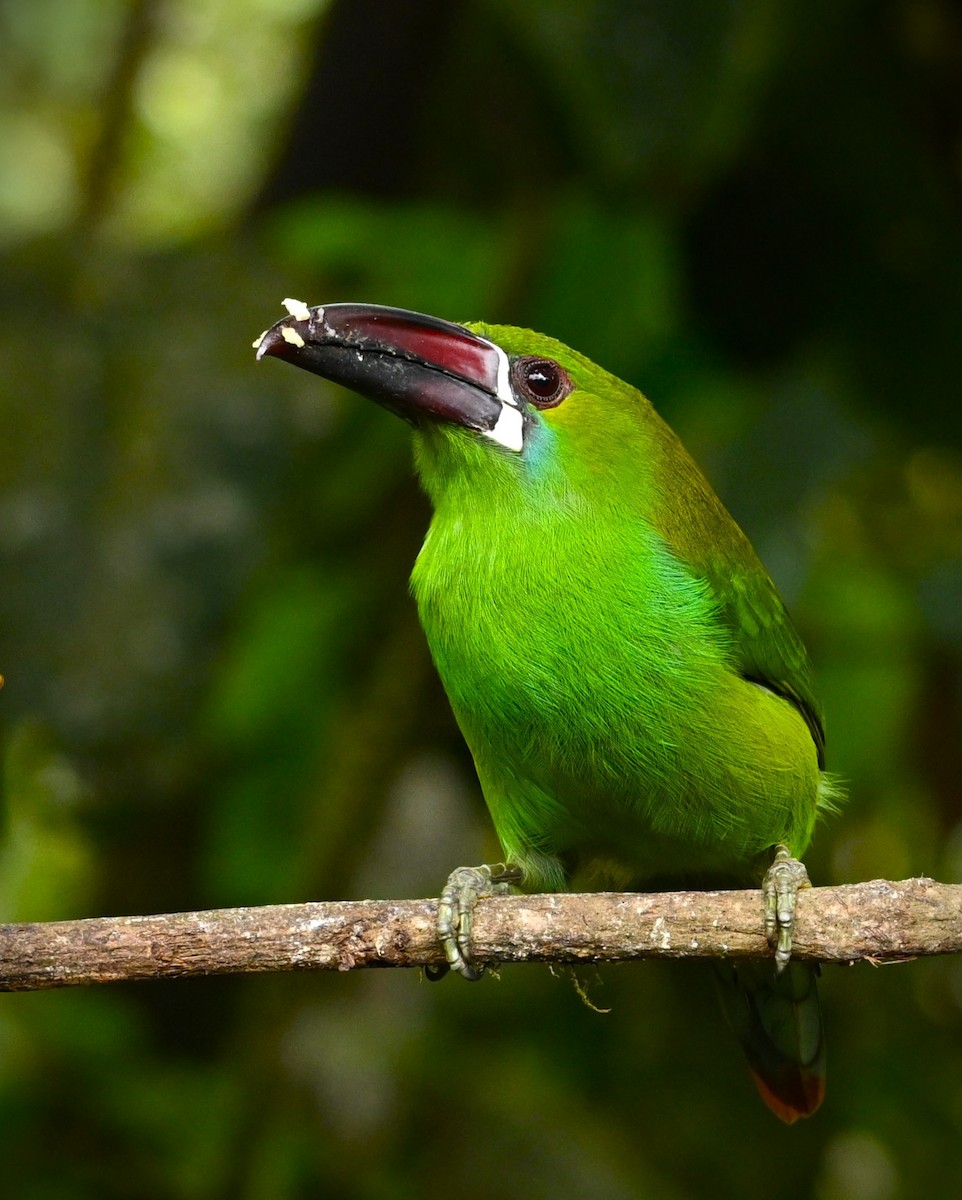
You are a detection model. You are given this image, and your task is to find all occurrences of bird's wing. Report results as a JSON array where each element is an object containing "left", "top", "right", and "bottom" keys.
[
  {"left": 704, "top": 550, "right": 826, "bottom": 768},
  {"left": 646, "top": 413, "right": 826, "bottom": 767}
]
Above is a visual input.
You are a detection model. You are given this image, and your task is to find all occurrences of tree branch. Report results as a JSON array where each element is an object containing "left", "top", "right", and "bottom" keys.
[{"left": 0, "top": 878, "right": 959, "bottom": 992}]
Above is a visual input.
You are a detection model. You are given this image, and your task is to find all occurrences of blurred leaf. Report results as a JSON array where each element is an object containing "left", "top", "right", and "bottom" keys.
[{"left": 0, "top": 722, "right": 94, "bottom": 922}]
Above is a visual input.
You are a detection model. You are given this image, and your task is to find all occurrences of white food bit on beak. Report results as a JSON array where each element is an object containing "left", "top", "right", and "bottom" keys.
[
  {"left": 281, "top": 326, "right": 306, "bottom": 348},
  {"left": 484, "top": 402, "right": 524, "bottom": 452},
  {"left": 251, "top": 330, "right": 267, "bottom": 350},
  {"left": 282, "top": 297, "right": 312, "bottom": 321}
]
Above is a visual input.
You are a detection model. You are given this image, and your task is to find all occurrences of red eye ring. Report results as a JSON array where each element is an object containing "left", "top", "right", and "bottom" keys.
[{"left": 511, "top": 357, "right": 572, "bottom": 409}]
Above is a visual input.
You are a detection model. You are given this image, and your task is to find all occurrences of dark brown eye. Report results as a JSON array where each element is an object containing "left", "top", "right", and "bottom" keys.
[{"left": 512, "top": 357, "right": 572, "bottom": 409}]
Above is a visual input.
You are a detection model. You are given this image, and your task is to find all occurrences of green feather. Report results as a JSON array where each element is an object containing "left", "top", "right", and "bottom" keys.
[
  {"left": 411, "top": 321, "right": 839, "bottom": 1121},
  {"left": 412, "top": 324, "right": 836, "bottom": 888},
  {"left": 258, "top": 304, "right": 842, "bottom": 1122}
]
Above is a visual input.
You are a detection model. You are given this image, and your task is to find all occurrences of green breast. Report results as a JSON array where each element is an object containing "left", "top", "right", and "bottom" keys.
[{"left": 410, "top": 469, "right": 821, "bottom": 888}]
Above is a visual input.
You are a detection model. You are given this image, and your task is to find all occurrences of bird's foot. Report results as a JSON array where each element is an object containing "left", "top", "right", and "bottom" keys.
[
  {"left": 426, "top": 863, "right": 523, "bottom": 982},
  {"left": 763, "top": 844, "right": 811, "bottom": 973}
]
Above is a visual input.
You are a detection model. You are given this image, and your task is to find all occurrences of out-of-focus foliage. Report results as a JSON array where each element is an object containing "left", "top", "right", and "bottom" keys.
[{"left": 1, "top": 0, "right": 961, "bottom": 1196}]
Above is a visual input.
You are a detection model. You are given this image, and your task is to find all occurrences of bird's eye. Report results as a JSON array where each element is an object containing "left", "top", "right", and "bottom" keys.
[{"left": 512, "top": 357, "right": 572, "bottom": 409}]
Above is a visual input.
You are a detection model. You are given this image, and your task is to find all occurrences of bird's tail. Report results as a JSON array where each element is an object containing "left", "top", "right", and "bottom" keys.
[{"left": 712, "top": 959, "right": 825, "bottom": 1123}]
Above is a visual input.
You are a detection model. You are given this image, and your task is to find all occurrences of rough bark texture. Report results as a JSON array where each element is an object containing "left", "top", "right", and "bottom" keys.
[{"left": 0, "top": 878, "right": 959, "bottom": 992}]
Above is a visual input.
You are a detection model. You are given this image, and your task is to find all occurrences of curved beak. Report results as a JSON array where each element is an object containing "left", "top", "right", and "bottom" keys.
[{"left": 254, "top": 301, "right": 525, "bottom": 451}]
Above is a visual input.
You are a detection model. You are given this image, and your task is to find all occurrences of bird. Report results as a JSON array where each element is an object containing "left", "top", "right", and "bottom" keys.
[{"left": 255, "top": 299, "right": 841, "bottom": 1122}]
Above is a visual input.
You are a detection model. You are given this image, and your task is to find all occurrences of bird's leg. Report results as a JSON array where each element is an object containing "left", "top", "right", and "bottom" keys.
[
  {"left": 763, "top": 844, "right": 812, "bottom": 973},
  {"left": 426, "top": 863, "right": 523, "bottom": 982}
]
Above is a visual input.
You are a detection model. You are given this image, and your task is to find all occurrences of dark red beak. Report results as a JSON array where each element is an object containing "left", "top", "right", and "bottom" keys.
[{"left": 255, "top": 301, "right": 524, "bottom": 449}]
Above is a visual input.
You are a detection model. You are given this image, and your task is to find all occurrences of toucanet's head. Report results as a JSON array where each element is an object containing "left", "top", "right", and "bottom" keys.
[{"left": 254, "top": 301, "right": 649, "bottom": 501}]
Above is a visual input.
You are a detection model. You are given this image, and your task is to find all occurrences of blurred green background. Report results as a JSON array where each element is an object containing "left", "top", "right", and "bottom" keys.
[{"left": 1, "top": 0, "right": 961, "bottom": 1196}]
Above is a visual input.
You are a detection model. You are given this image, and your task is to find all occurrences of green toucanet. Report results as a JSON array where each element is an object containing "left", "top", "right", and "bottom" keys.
[{"left": 255, "top": 300, "right": 840, "bottom": 1122}]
